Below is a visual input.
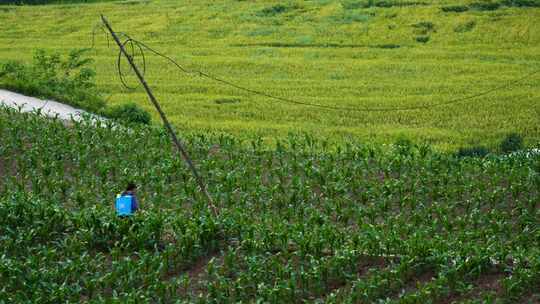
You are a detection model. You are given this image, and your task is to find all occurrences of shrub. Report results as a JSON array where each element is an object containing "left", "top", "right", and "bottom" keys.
[
  {"left": 413, "top": 21, "right": 435, "bottom": 31},
  {"left": 0, "top": 48, "right": 105, "bottom": 113},
  {"left": 470, "top": 1, "right": 502, "bottom": 11},
  {"left": 214, "top": 98, "right": 241, "bottom": 105},
  {"left": 376, "top": 44, "right": 400, "bottom": 49},
  {"left": 441, "top": 5, "right": 469, "bottom": 12},
  {"left": 499, "top": 133, "right": 523, "bottom": 153},
  {"left": 415, "top": 35, "right": 430, "bottom": 43},
  {"left": 341, "top": 0, "right": 425, "bottom": 9},
  {"left": 258, "top": 4, "right": 292, "bottom": 17},
  {"left": 456, "top": 146, "right": 490, "bottom": 158},
  {"left": 502, "top": 0, "right": 540, "bottom": 7},
  {"left": 412, "top": 21, "right": 435, "bottom": 34},
  {"left": 375, "top": 1, "right": 396, "bottom": 7},
  {"left": 106, "top": 103, "right": 151, "bottom": 125}
]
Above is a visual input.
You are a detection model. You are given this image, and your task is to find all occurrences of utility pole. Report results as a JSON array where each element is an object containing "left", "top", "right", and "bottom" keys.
[{"left": 101, "top": 14, "right": 217, "bottom": 216}]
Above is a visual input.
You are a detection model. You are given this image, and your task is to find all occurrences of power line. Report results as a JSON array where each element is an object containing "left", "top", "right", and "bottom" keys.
[
  {"left": 101, "top": 15, "right": 217, "bottom": 215},
  {"left": 107, "top": 33, "right": 540, "bottom": 113}
]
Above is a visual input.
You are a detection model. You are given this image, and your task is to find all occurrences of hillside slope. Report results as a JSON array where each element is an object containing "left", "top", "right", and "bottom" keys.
[{"left": 1, "top": 0, "right": 539, "bottom": 150}]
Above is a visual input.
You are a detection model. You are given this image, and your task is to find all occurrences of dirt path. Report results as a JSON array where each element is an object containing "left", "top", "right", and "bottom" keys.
[{"left": 0, "top": 89, "right": 103, "bottom": 122}]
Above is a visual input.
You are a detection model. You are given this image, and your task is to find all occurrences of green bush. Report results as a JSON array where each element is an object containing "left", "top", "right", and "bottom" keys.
[
  {"left": 470, "top": 1, "right": 502, "bottom": 11},
  {"left": 341, "top": 0, "right": 425, "bottom": 8},
  {"left": 441, "top": 5, "right": 469, "bottom": 12},
  {"left": 500, "top": 133, "right": 523, "bottom": 153},
  {"left": 456, "top": 146, "right": 490, "bottom": 158},
  {"left": 106, "top": 103, "right": 151, "bottom": 125},
  {"left": 0, "top": 48, "right": 105, "bottom": 113},
  {"left": 415, "top": 35, "right": 430, "bottom": 43},
  {"left": 214, "top": 98, "right": 241, "bottom": 105},
  {"left": 257, "top": 4, "right": 292, "bottom": 17},
  {"left": 377, "top": 44, "right": 400, "bottom": 49},
  {"left": 502, "top": 0, "right": 540, "bottom": 7},
  {"left": 412, "top": 21, "right": 436, "bottom": 35}
]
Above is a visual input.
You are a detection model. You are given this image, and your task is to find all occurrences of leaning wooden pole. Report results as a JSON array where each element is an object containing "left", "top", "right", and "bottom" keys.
[{"left": 101, "top": 14, "right": 217, "bottom": 216}]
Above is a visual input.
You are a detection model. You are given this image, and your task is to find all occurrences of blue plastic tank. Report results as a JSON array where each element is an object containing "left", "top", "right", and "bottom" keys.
[{"left": 115, "top": 195, "right": 133, "bottom": 216}]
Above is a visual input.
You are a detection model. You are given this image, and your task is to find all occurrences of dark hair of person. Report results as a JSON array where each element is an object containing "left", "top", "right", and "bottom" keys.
[{"left": 126, "top": 182, "right": 137, "bottom": 191}]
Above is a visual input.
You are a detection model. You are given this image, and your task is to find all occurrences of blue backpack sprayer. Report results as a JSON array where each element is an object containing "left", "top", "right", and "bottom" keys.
[{"left": 115, "top": 194, "right": 134, "bottom": 216}]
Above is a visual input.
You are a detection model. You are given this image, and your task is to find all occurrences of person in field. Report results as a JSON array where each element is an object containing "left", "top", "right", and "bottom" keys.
[{"left": 115, "top": 182, "right": 139, "bottom": 217}]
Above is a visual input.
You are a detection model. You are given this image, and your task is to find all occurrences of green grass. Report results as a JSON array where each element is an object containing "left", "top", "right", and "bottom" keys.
[{"left": 0, "top": 0, "right": 539, "bottom": 150}]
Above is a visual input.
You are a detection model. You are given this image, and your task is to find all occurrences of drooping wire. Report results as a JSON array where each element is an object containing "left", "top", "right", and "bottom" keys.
[
  {"left": 117, "top": 38, "right": 146, "bottom": 90},
  {"left": 91, "top": 25, "right": 146, "bottom": 90},
  {"left": 91, "top": 23, "right": 109, "bottom": 49},
  {"left": 107, "top": 34, "right": 540, "bottom": 112}
]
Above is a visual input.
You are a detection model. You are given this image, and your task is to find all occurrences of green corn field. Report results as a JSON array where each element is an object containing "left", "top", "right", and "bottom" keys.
[{"left": 0, "top": 105, "right": 538, "bottom": 303}]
